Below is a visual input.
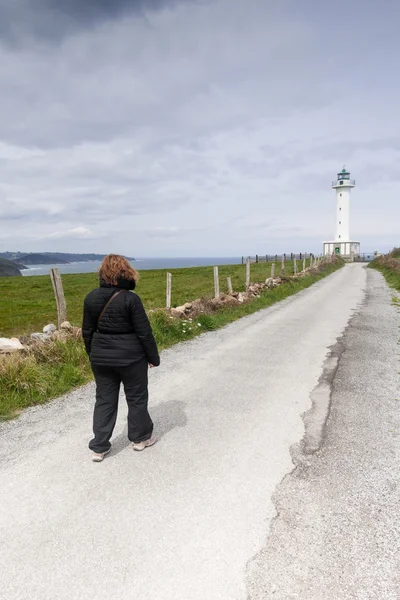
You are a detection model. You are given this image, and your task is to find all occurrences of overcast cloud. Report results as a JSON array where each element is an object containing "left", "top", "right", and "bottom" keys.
[{"left": 0, "top": 0, "right": 399, "bottom": 256}]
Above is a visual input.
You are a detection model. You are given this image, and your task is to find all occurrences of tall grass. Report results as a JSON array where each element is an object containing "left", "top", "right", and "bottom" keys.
[
  {"left": 0, "top": 339, "right": 91, "bottom": 420},
  {"left": 0, "top": 259, "right": 342, "bottom": 420},
  {"left": 369, "top": 249, "right": 400, "bottom": 291}
]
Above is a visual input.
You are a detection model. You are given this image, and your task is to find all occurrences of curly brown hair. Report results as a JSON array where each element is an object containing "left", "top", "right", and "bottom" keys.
[{"left": 99, "top": 254, "right": 139, "bottom": 285}]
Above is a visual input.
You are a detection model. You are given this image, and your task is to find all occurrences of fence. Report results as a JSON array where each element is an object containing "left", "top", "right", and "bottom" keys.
[
  {"left": 244, "top": 252, "right": 378, "bottom": 264},
  {"left": 352, "top": 253, "right": 376, "bottom": 263},
  {"left": 242, "top": 253, "right": 316, "bottom": 264},
  {"left": 46, "top": 257, "right": 318, "bottom": 329}
]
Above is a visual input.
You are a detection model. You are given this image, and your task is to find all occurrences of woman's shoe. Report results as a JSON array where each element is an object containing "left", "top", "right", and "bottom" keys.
[
  {"left": 132, "top": 437, "right": 156, "bottom": 452},
  {"left": 92, "top": 448, "right": 111, "bottom": 462}
]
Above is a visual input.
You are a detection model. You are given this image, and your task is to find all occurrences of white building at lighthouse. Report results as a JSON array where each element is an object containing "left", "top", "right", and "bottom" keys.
[{"left": 323, "top": 167, "right": 360, "bottom": 257}]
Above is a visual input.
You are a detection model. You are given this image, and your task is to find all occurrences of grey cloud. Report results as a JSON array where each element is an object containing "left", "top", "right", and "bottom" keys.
[
  {"left": 0, "top": 0, "right": 334, "bottom": 151},
  {"left": 0, "top": 0, "right": 399, "bottom": 256},
  {"left": 0, "top": 0, "right": 200, "bottom": 45}
]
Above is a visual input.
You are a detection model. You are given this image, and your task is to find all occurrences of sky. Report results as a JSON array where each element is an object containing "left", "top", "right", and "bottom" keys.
[{"left": 0, "top": 0, "right": 399, "bottom": 257}]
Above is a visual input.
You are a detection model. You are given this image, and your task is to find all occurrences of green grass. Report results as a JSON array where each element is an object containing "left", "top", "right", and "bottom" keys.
[
  {"left": 0, "top": 259, "right": 342, "bottom": 420},
  {"left": 369, "top": 250, "right": 400, "bottom": 292},
  {"left": 0, "top": 259, "right": 310, "bottom": 337},
  {"left": 377, "top": 268, "right": 400, "bottom": 291},
  {"left": 0, "top": 338, "right": 92, "bottom": 420}
]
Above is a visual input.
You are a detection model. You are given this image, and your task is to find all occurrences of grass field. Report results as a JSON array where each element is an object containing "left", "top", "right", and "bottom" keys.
[
  {"left": 0, "top": 259, "right": 308, "bottom": 337},
  {"left": 0, "top": 258, "right": 342, "bottom": 420}
]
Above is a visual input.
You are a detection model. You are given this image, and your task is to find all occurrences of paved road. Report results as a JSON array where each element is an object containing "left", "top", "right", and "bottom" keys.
[
  {"left": 247, "top": 267, "right": 400, "bottom": 599},
  {"left": 0, "top": 264, "right": 397, "bottom": 599}
]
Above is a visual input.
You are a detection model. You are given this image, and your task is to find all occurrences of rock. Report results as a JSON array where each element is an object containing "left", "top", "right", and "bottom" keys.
[
  {"left": 173, "top": 303, "right": 193, "bottom": 315},
  {"left": 265, "top": 277, "right": 274, "bottom": 288},
  {"left": 220, "top": 295, "right": 239, "bottom": 306},
  {"left": 60, "top": 321, "right": 72, "bottom": 330},
  {"left": 248, "top": 285, "right": 261, "bottom": 295},
  {"left": 170, "top": 308, "right": 185, "bottom": 318},
  {"left": 31, "top": 332, "right": 51, "bottom": 342},
  {"left": 211, "top": 295, "right": 238, "bottom": 307},
  {"left": 43, "top": 323, "right": 57, "bottom": 334},
  {"left": 0, "top": 337, "right": 24, "bottom": 353},
  {"left": 237, "top": 293, "right": 245, "bottom": 303},
  {"left": 52, "top": 326, "right": 81, "bottom": 340},
  {"left": 51, "top": 330, "right": 68, "bottom": 341}
]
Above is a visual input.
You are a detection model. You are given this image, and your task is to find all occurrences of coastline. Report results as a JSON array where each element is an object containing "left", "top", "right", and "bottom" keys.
[{"left": 21, "top": 257, "right": 242, "bottom": 276}]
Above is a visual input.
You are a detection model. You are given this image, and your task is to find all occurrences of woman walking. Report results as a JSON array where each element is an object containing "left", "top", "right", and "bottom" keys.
[{"left": 82, "top": 254, "right": 160, "bottom": 462}]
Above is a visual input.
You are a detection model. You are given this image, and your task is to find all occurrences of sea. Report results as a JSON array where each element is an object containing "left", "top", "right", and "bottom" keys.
[{"left": 21, "top": 257, "right": 242, "bottom": 277}]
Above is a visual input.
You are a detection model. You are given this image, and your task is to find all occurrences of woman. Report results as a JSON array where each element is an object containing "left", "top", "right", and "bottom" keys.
[{"left": 82, "top": 254, "right": 160, "bottom": 462}]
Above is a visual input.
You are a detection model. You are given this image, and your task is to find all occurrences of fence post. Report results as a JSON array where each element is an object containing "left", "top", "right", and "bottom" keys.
[
  {"left": 166, "top": 272, "right": 172, "bottom": 309},
  {"left": 227, "top": 276, "right": 233, "bottom": 295},
  {"left": 214, "top": 266, "right": 220, "bottom": 299},
  {"left": 246, "top": 258, "right": 251, "bottom": 289},
  {"left": 293, "top": 257, "right": 297, "bottom": 274},
  {"left": 50, "top": 268, "right": 67, "bottom": 328},
  {"left": 303, "top": 257, "right": 306, "bottom": 272},
  {"left": 281, "top": 255, "right": 285, "bottom": 277},
  {"left": 271, "top": 263, "right": 275, "bottom": 278}
]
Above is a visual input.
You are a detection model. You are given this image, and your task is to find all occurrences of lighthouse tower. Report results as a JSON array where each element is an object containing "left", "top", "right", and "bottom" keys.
[{"left": 323, "top": 167, "right": 360, "bottom": 258}]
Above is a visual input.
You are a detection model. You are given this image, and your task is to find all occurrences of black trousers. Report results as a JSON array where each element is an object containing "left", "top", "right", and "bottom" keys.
[{"left": 89, "top": 358, "right": 153, "bottom": 453}]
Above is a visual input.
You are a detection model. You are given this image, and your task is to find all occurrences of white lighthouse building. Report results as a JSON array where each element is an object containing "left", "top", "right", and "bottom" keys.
[{"left": 323, "top": 167, "right": 360, "bottom": 258}]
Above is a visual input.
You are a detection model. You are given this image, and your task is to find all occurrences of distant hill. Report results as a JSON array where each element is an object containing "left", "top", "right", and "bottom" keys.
[
  {"left": 0, "top": 258, "right": 26, "bottom": 277},
  {"left": 0, "top": 252, "right": 136, "bottom": 266},
  {"left": 18, "top": 253, "right": 70, "bottom": 265}
]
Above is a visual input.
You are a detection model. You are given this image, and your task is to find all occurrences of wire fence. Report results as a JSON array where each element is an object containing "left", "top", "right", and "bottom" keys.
[
  {"left": 352, "top": 253, "right": 376, "bottom": 262},
  {"left": 244, "top": 252, "right": 378, "bottom": 264},
  {"left": 242, "top": 253, "right": 315, "bottom": 264}
]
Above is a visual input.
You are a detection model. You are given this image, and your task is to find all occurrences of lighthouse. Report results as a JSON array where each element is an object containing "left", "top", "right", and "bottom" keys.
[{"left": 323, "top": 167, "right": 360, "bottom": 258}]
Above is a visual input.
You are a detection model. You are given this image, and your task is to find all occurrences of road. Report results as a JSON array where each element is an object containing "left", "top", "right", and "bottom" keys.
[{"left": 0, "top": 264, "right": 398, "bottom": 600}]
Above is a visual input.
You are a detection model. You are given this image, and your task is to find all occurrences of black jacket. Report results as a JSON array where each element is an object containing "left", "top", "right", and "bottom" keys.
[{"left": 82, "top": 279, "right": 160, "bottom": 367}]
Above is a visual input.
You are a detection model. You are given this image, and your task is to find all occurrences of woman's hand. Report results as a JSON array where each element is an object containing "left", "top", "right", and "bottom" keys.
[{"left": 149, "top": 364, "right": 154, "bottom": 368}]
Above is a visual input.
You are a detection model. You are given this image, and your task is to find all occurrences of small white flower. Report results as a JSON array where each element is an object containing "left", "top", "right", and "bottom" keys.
[{"left": 197, "top": 323, "right": 201, "bottom": 327}]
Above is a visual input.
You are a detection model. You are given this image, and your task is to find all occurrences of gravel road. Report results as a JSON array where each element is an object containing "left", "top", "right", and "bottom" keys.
[{"left": 0, "top": 264, "right": 397, "bottom": 600}]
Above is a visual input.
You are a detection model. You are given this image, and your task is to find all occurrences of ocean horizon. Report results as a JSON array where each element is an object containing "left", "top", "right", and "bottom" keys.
[{"left": 21, "top": 256, "right": 243, "bottom": 276}]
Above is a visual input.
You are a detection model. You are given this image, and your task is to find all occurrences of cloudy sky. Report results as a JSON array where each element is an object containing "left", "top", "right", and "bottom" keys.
[{"left": 0, "top": 0, "right": 399, "bottom": 257}]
